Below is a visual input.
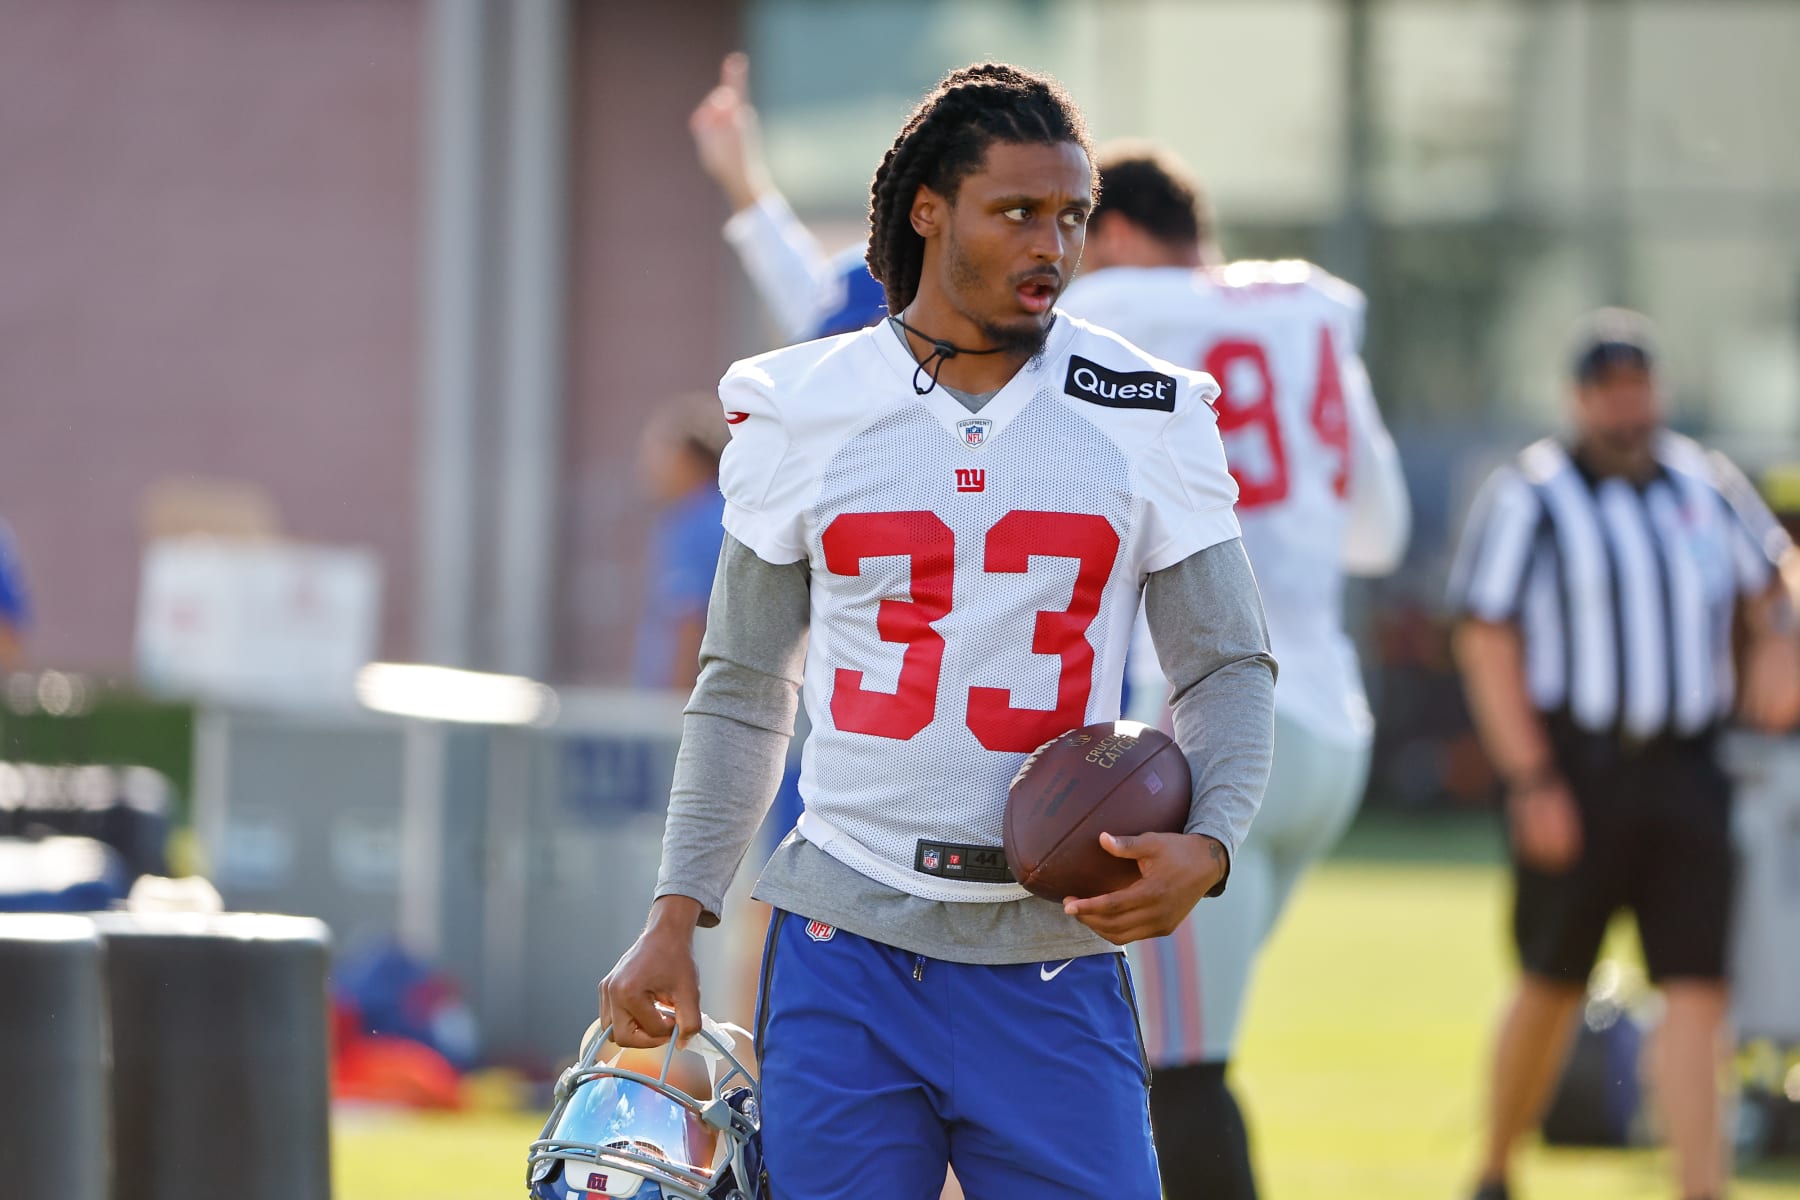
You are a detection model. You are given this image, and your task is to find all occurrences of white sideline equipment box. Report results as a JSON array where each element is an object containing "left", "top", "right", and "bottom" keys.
[{"left": 136, "top": 537, "right": 381, "bottom": 708}]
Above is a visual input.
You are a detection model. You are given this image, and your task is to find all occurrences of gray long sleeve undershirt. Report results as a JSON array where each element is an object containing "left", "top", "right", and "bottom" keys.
[{"left": 653, "top": 534, "right": 1276, "bottom": 964}]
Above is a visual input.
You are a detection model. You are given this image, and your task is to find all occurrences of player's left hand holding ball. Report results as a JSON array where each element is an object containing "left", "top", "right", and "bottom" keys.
[{"left": 1062, "top": 832, "right": 1228, "bottom": 945}]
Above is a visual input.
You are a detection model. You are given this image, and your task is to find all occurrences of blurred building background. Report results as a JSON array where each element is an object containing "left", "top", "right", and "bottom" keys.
[
  {"left": 2, "top": 0, "right": 1797, "bottom": 753},
  {"left": 0, "top": 0, "right": 743, "bottom": 684}
]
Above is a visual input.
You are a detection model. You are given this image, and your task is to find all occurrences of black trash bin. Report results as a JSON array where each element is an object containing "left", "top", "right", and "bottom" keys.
[
  {"left": 94, "top": 912, "right": 332, "bottom": 1200},
  {"left": 0, "top": 913, "right": 109, "bottom": 1200}
]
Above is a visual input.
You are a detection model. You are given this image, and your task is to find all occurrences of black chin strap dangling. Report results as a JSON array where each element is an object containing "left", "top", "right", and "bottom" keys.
[
  {"left": 890, "top": 315, "right": 1005, "bottom": 396},
  {"left": 910, "top": 338, "right": 959, "bottom": 395}
]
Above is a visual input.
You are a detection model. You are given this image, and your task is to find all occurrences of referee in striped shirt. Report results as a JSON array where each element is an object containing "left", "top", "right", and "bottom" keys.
[{"left": 1450, "top": 309, "right": 1800, "bottom": 1200}]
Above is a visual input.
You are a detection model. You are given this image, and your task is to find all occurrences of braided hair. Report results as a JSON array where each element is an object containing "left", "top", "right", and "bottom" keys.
[{"left": 866, "top": 63, "right": 1093, "bottom": 315}]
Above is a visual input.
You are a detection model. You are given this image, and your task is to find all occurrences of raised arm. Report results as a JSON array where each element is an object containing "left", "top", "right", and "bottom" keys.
[{"left": 690, "top": 53, "right": 842, "bottom": 340}]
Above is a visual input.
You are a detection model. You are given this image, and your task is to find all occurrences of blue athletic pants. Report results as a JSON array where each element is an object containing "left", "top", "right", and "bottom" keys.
[{"left": 754, "top": 909, "right": 1161, "bottom": 1199}]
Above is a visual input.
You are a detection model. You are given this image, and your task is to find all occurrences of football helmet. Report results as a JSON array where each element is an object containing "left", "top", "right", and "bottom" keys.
[{"left": 527, "top": 1011, "right": 763, "bottom": 1200}]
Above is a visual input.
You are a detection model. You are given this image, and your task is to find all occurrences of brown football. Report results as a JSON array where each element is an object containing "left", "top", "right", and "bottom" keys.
[{"left": 1003, "top": 721, "right": 1192, "bottom": 901}]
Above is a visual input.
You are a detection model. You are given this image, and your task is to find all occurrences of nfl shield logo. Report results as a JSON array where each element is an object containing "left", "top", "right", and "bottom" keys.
[
  {"left": 805, "top": 919, "right": 836, "bottom": 943},
  {"left": 923, "top": 848, "right": 941, "bottom": 870},
  {"left": 957, "top": 419, "right": 991, "bottom": 447}
]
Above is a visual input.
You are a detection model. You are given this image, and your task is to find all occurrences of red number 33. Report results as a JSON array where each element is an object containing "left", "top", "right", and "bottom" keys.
[{"left": 821, "top": 509, "right": 1120, "bottom": 753}]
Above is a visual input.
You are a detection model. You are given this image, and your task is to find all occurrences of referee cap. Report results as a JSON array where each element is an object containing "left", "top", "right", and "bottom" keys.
[{"left": 1571, "top": 307, "right": 1658, "bottom": 383}]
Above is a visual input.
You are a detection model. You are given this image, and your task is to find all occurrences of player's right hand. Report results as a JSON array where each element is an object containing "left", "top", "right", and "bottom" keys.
[
  {"left": 1507, "top": 775, "right": 1581, "bottom": 872},
  {"left": 599, "top": 896, "right": 703, "bottom": 1049},
  {"left": 688, "top": 52, "right": 769, "bottom": 213}
]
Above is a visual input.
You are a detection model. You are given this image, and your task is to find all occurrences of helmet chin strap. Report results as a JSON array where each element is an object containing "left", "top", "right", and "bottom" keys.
[
  {"left": 890, "top": 313, "right": 1006, "bottom": 396},
  {"left": 676, "top": 1013, "right": 754, "bottom": 1090}
]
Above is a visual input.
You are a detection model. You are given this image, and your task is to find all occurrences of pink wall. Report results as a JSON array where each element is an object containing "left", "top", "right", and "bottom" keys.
[
  {"left": 558, "top": 0, "right": 743, "bottom": 680},
  {"left": 0, "top": 0, "right": 745, "bottom": 683},
  {"left": 0, "top": 0, "right": 423, "bottom": 673}
]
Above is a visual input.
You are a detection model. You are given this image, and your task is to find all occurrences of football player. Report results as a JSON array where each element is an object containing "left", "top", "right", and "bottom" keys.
[
  {"left": 1059, "top": 144, "right": 1411, "bottom": 1199},
  {"left": 601, "top": 64, "right": 1276, "bottom": 1198}
]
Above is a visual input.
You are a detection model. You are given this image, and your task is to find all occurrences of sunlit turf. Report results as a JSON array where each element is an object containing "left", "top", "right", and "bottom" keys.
[
  {"left": 333, "top": 1107, "right": 543, "bottom": 1199},
  {"left": 1237, "top": 813, "right": 1800, "bottom": 1199},
  {"left": 331, "top": 813, "right": 1800, "bottom": 1200}
]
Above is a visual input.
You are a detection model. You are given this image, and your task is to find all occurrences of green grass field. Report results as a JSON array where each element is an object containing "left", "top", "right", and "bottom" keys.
[{"left": 333, "top": 814, "right": 1800, "bottom": 1199}]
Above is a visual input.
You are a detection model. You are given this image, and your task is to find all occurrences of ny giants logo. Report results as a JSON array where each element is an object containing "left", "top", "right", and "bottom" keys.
[
  {"left": 805, "top": 919, "right": 836, "bottom": 943},
  {"left": 954, "top": 468, "right": 985, "bottom": 493},
  {"left": 587, "top": 1172, "right": 610, "bottom": 1191}
]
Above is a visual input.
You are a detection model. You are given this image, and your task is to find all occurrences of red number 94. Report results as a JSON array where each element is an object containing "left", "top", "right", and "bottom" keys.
[{"left": 1204, "top": 325, "right": 1349, "bottom": 510}]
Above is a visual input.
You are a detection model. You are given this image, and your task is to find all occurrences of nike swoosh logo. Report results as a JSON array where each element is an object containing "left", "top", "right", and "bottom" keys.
[
  {"left": 1040, "top": 959, "right": 1076, "bottom": 982},
  {"left": 724, "top": 411, "right": 749, "bottom": 424}
]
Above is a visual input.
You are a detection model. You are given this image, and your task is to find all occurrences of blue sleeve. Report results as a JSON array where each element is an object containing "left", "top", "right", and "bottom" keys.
[
  {"left": 664, "top": 492, "right": 727, "bottom": 616},
  {"left": 0, "top": 523, "right": 30, "bottom": 628}
]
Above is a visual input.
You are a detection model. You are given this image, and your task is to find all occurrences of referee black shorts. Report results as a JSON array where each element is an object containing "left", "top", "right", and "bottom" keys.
[{"left": 1511, "top": 718, "right": 1735, "bottom": 985}]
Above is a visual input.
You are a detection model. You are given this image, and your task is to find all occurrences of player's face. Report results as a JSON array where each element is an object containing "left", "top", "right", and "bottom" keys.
[
  {"left": 919, "top": 139, "right": 1093, "bottom": 353},
  {"left": 1575, "top": 363, "right": 1661, "bottom": 468}
]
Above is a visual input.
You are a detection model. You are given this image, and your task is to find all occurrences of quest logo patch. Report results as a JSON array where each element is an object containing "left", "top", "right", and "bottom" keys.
[{"left": 1063, "top": 355, "right": 1177, "bottom": 412}]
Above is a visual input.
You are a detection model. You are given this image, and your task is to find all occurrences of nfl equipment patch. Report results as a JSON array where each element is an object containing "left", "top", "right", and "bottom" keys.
[
  {"left": 956, "top": 418, "right": 991, "bottom": 447},
  {"left": 805, "top": 920, "right": 836, "bottom": 943}
]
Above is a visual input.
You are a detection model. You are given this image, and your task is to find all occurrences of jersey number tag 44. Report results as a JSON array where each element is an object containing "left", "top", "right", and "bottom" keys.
[{"left": 821, "top": 509, "right": 1120, "bottom": 752}]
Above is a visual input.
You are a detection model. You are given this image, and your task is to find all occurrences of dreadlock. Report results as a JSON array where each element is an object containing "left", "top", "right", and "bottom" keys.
[{"left": 866, "top": 63, "right": 1093, "bottom": 315}]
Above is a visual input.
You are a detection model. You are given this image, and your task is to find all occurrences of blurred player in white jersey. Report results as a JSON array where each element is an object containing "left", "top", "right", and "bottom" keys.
[{"left": 1060, "top": 144, "right": 1411, "bottom": 1199}]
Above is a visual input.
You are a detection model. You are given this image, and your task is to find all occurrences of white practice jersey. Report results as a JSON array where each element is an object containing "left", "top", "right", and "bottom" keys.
[
  {"left": 718, "top": 315, "right": 1241, "bottom": 903},
  {"left": 1061, "top": 261, "right": 1409, "bottom": 748}
]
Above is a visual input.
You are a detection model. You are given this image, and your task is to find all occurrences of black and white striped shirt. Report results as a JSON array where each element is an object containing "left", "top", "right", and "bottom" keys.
[{"left": 1449, "top": 434, "right": 1790, "bottom": 739}]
